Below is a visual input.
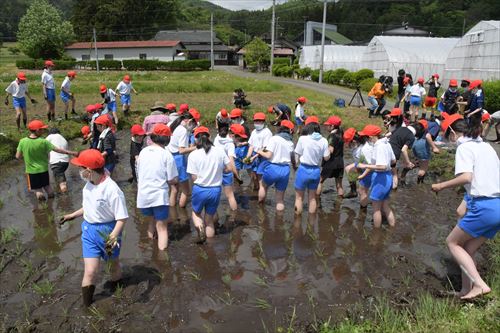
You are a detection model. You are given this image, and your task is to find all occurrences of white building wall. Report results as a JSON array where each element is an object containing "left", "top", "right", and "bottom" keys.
[{"left": 66, "top": 47, "right": 177, "bottom": 61}]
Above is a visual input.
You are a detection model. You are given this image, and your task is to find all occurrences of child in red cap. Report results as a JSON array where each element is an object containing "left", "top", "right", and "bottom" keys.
[
  {"left": 4, "top": 72, "right": 36, "bottom": 130},
  {"left": 16, "top": 120, "right": 77, "bottom": 200},
  {"left": 61, "top": 149, "right": 129, "bottom": 307},
  {"left": 94, "top": 115, "right": 116, "bottom": 174},
  {"left": 129, "top": 124, "right": 146, "bottom": 182},
  {"left": 41, "top": 60, "right": 56, "bottom": 121},
  {"left": 115, "top": 75, "right": 138, "bottom": 116},
  {"left": 60, "top": 71, "right": 77, "bottom": 120}
]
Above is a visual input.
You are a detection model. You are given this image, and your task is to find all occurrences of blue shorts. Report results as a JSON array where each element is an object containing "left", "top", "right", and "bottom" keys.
[
  {"left": 107, "top": 101, "right": 117, "bottom": 112},
  {"left": 141, "top": 205, "right": 169, "bottom": 220},
  {"left": 253, "top": 156, "right": 269, "bottom": 175},
  {"left": 295, "top": 116, "right": 304, "bottom": 125},
  {"left": 81, "top": 220, "right": 120, "bottom": 259},
  {"left": 459, "top": 197, "right": 500, "bottom": 239},
  {"left": 13, "top": 97, "right": 26, "bottom": 109},
  {"left": 294, "top": 164, "right": 320, "bottom": 191},
  {"left": 358, "top": 169, "right": 372, "bottom": 188},
  {"left": 410, "top": 95, "right": 421, "bottom": 106},
  {"left": 120, "top": 94, "right": 131, "bottom": 106},
  {"left": 192, "top": 185, "right": 221, "bottom": 215},
  {"left": 412, "top": 138, "right": 431, "bottom": 161},
  {"left": 222, "top": 172, "right": 233, "bottom": 186},
  {"left": 46, "top": 88, "right": 56, "bottom": 103},
  {"left": 263, "top": 163, "right": 290, "bottom": 192},
  {"left": 369, "top": 171, "right": 392, "bottom": 201},
  {"left": 173, "top": 153, "right": 189, "bottom": 183},
  {"left": 105, "top": 163, "right": 115, "bottom": 173},
  {"left": 60, "top": 91, "right": 71, "bottom": 104}
]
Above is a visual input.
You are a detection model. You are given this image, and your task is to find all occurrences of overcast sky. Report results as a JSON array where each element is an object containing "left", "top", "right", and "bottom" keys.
[{"left": 207, "top": 0, "right": 288, "bottom": 11}]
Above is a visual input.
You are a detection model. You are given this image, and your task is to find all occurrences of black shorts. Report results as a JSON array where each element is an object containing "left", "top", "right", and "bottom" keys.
[
  {"left": 321, "top": 167, "right": 344, "bottom": 179},
  {"left": 27, "top": 171, "right": 50, "bottom": 190},
  {"left": 51, "top": 162, "right": 69, "bottom": 183}
]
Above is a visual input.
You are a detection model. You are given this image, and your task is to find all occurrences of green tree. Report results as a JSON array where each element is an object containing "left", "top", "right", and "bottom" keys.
[
  {"left": 215, "top": 25, "right": 249, "bottom": 46},
  {"left": 244, "top": 37, "right": 270, "bottom": 72},
  {"left": 17, "top": 0, "right": 75, "bottom": 59}
]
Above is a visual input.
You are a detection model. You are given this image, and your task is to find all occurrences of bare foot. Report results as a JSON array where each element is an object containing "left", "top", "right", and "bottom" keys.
[{"left": 460, "top": 285, "right": 491, "bottom": 300}]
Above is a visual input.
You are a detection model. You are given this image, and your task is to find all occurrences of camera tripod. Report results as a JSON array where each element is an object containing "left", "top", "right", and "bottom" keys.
[{"left": 348, "top": 86, "right": 365, "bottom": 107}]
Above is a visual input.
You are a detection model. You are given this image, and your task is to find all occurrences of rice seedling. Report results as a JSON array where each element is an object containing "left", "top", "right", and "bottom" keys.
[
  {"left": 221, "top": 273, "right": 231, "bottom": 285},
  {"left": 254, "top": 298, "right": 271, "bottom": 310},
  {"left": 216, "top": 291, "right": 235, "bottom": 306},
  {"left": 198, "top": 248, "right": 209, "bottom": 261},
  {"left": 0, "top": 227, "right": 19, "bottom": 245},
  {"left": 32, "top": 279, "right": 55, "bottom": 296},
  {"left": 185, "top": 270, "right": 201, "bottom": 281},
  {"left": 254, "top": 276, "right": 268, "bottom": 287},
  {"left": 258, "top": 256, "right": 268, "bottom": 270}
]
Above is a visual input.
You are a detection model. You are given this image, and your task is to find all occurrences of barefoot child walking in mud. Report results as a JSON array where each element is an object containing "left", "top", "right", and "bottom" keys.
[
  {"left": 136, "top": 124, "right": 178, "bottom": 250},
  {"left": 432, "top": 116, "right": 500, "bottom": 300},
  {"left": 60, "top": 149, "right": 128, "bottom": 307}
]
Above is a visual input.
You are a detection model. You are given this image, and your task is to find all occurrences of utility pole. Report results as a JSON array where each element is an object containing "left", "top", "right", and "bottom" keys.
[
  {"left": 93, "top": 27, "right": 99, "bottom": 73},
  {"left": 210, "top": 12, "right": 215, "bottom": 70},
  {"left": 319, "top": 0, "right": 327, "bottom": 84},
  {"left": 270, "top": 0, "right": 276, "bottom": 74}
]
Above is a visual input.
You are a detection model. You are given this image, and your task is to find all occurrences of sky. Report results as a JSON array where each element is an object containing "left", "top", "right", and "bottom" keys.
[{"left": 207, "top": 0, "right": 288, "bottom": 11}]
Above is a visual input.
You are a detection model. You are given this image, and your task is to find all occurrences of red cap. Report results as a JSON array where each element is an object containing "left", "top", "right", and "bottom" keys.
[
  {"left": 44, "top": 60, "right": 55, "bottom": 67},
  {"left": 280, "top": 120, "right": 294, "bottom": 130},
  {"left": 417, "top": 77, "right": 424, "bottom": 84},
  {"left": 94, "top": 103, "right": 104, "bottom": 110},
  {"left": 123, "top": 75, "right": 131, "bottom": 83},
  {"left": 297, "top": 96, "right": 307, "bottom": 103},
  {"left": 179, "top": 103, "right": 189, "bottom": 113},
  {"left": 71, "top": 149, "right": 105, "bottom": 169},
  {"left": 324, "top": 116, "right": 342, "bottom": 126},
  {"left": 230, "top": 108, "right": 243, "bottom": 118},
  {"left": 17, "top": 72, "right": 26, "bottom": 81},
  {"left": 403, "top": 77, "right": 410, "bottom": 84},
  {"left": 389, "top": 108, "right": 402, "bottom": 117},
  {"left": 343, "top": 127, "right": 356, "bottom": 143},
  {"left": 230, "top": 124, "right": 247, "bottom": 138},
  {"left": 189, "top": 108, "right": 201, "bottom": 122},
  {"left": 81, "top": 125, "right": 91, "bottom": 136},
  {"left": 267, "top": 106, "right": 274, "bottom": 113},
  {"left": 67, "top": 71, "right": 77, "bottom": 78},
  {"left": 482, "top": 112, "right": 491, "bottom": 122},
  {"left": 418, "top": 119, "right": 429, "bottom": 130},
  {"left": 99, "top": 84, "right": 107, "bottom": 93},
  {"left": 85, "top": 104, "right": 97, "bottom": 113},
  {"left": 166, "top": 103, "right": 176, "bottom": 111},
  {"left": 449, "top": 79, "right": 458, "bottom": 87},
  {"left": 194, "top": 126, "right": 210, "bottom": 138},
  {"left": 358, "top": 124, "right": 381, "bottom": 137},
  {"left": 433, "top": 73, "right": 439, "bottom": 79},
  {"left": 28, "top": 120, "right": 48, "bottom": 131},
  {"left": 152, "top": 123, "right": 172, "bottom": 137},
  {"left": 441, "top": 113, "right": 463, "bottom": 131},
  {"left": 94, "top": 114, "right": 112, "bottom": 126},
  {"left": 305, "top": 116, "right": 319, "bottom": 125},
  {"left": 469, "top": 80, "right": 482, "bottom": 90},
  {"left": 130, "top": 124, "right": 146, "bottom": 136},
  {"left": 220, "top": 109, "right": 228, "bottom": 118},
  {"left": 253, "top": 112, "right": 266, "bottom": 121}
]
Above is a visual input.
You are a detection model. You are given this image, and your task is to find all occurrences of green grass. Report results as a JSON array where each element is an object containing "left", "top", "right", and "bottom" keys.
[{"left": 0, "top": 43, "right": 29, "bottom": 72}]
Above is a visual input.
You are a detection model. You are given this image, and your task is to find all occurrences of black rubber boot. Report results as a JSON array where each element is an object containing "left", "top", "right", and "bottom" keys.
[
  {"left": 344, "top": 182, "right": 358, "bottom": 198},
  {"left": 71, "top": 108, "right": 77, "bottom": 115},
  {"left": 47, "top": 113, "right": 51, "bottom": 122},
  {"left": 417, "top": 174, "right": 425, "bottom": 184},
  {"left": 82, "top": 285, "right": 95, "bottom": 307},
  {"left": 65, "top": 113, "right": 68, "bottom": 120}
]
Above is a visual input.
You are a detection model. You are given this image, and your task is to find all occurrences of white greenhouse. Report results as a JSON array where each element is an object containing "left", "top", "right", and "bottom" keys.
[
  {"left": 299, "top": 45, "right": 365, "bottom": 72},
  {"left": 444, "top": 20, "right": 500, "bottom": 82},
  {"left": 359, "top": 36, "right": 460, "bottom": 80}
]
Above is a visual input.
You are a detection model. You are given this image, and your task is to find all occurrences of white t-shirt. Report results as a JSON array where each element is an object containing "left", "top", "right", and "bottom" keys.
[
  {"left": 213, "top": 135, "right": 236, "bottom": 158},
  {"left": 187, "top": 146, "right": 230, "bottom": 187},
  {"left": 82, "top": 177, "right": 129, "bottom": 223},
  {"left": 360, "top": 142, "right": 374, "bottom": 163},
  {"left": 168, "top": 125, "right": 189, "bottom": 154},
  {"left": 136, "top": 145, "right": 179, "bottom": 208},
  {"left": 46, "top": 133, "right": 69, "bottom": 164},
  {"left": 116, "top": 81, "right": 133, "bottom": 95},
  {"left": 295, "top": 103, "right": 304, "bottom": 118},
  {"left": 352, "top": 145, "right": 362, "bottom": 163},
  {"left": 294, "top": 134, "right": 330, "bottom": 166},
  {"left": 410, "top": 84, "right": 426, "bottom": 97},
  {"left": 371, "top": 137, "right": 395, "bottom": 170},
  {"left": 267, "top": 135, "right": 294, "bottom": 164},
  {"left": 41, "top": 69, "right": 55, "bottom": 89},
  {"left": 455, "top": 138, "right": 500, "bottom": 197},
  {"left": 61, "top": 77, "right": 71, "bottom": 92},
  {"left": 106, "top": 88, "right": 116, "bottom": 102},
  {"left": 5, "top": 80, "right": 27, "bottom": 98},
  {"left": 248, "top": 127, "right": 273, "bottom": 150}
]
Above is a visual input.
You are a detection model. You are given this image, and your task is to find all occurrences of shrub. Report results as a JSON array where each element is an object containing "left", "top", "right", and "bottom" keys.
[
  {"left": 123, "top": 59, "right": 160, "bottom": 71},
  {"left": 273, "top": 58, "right": 290, "bottom": 66},
  {"left": 279, "top": 65, "right": 294, "bottom": 78},
  {"left": 483, "top": 80, "right": 500, "bottom": 112},
  {"left": 330, "top": 68, "right": 349, "bottom": 85},
  {"left": 157, "top": 59, "right": 211, "bottom": 71},
  {"left": 16, "top": 59, "right": 76, "bottom": 70},
  {"left": 360, "top": 77, "right": 378, "bottom": 92},
  {"left": 354, "top": 68, "right": 374, "bottom": 84},
  {"left": 342, "top": 72, "right": 356, "bottom": 87},
  {"left": 323, "top": 70, "right": 335, "bottom": 84},
  {"left": 296, "top": 67, "right": 312, "bottom": 79},
  {"left": 311, "top": 69, "right": 320, "bottom": 82},
  {"left": 272, "top": 64, "right": 285, "bottom": 76}
]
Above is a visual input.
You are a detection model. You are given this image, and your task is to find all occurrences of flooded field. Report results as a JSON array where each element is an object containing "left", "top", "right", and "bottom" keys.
[{"left": 0, "top": 130, "right": 474, "bottom": 332}]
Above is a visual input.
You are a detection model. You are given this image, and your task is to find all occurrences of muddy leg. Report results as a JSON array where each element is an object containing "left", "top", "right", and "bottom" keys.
[
  {"left": 224, "top": 185, "right": 238, "bottom": 211},
  {"left": 458, "top": 237, "right": 487, "bottom": 296},
  {"left": 178, "top": 181, "right": 190, "bottom": 208},
  {"left": 192, "top": 211, "right": 206, "bottom": 242},
  {"left": 358, "top": 185, "right": 369, "bottom": 208},
  {"left": 275, "top": 190, "right": 285, "bottom": 211},
  {"left": 307, "top": 190, "right": 317, "bottom": 214},
  {"left": 335, "top": 177, "right": 344, "bottom": 197},
  {"left": 156, "top": 220, "right": 169, "bottom": 250},
  {"left": 372, "top": 201, "right": 383, "bottom": 228},
  {"left": 295, "top": 189, "right": 304, "bottom": 214},
  {"left": 382, "top": 199, "right": 395, "bottom": 226},
  {"left": 258, "top": 180, "right": 267, "bottom": 204},
  {"left": 205, "top": 213, "right": 216, "bottom": 238},
  {"left": 169, "top": 184, "right": 179, "bottom": 207},
  {"left": 82, "top": 258, "right": 99, "bottom": 306}
]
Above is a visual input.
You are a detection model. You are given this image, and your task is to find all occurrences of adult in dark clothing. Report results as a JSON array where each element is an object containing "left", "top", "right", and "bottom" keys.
[
  {"left": 317, "top": 116, "right": 345, "bottom": 198},
  {"left": 268, "top": 103, "right": 291, "bottom": 125},
  {"left": 389, "top": 125, "right": 415, "bottom": 189},
  {"left": 395, "top": 69, "right": 406, "bottom": 108},
  {"left": 129, "top": 124, "right": 145, "bottom": 183},
  {"left": 442, "top": 79, "right": 460, "bottom": 115}
]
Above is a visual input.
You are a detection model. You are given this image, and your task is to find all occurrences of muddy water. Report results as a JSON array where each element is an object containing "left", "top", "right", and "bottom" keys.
[{"left": 0, "top": 130, "right": 469, "bottom": 332}]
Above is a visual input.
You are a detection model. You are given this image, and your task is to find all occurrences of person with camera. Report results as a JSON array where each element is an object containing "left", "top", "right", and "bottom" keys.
[{"left": 367, "top": 76, "right": 388, "bottom": 118}]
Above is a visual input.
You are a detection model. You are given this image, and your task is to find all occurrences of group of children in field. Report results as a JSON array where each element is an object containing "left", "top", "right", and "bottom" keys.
[{"left": 11, "top": 67, "right": 500, "bottom": 307}]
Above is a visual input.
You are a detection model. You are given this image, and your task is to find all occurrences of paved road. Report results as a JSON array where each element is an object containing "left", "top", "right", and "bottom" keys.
[{"left": 219, "top": 66, "right": 368, "bottom": 106}]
